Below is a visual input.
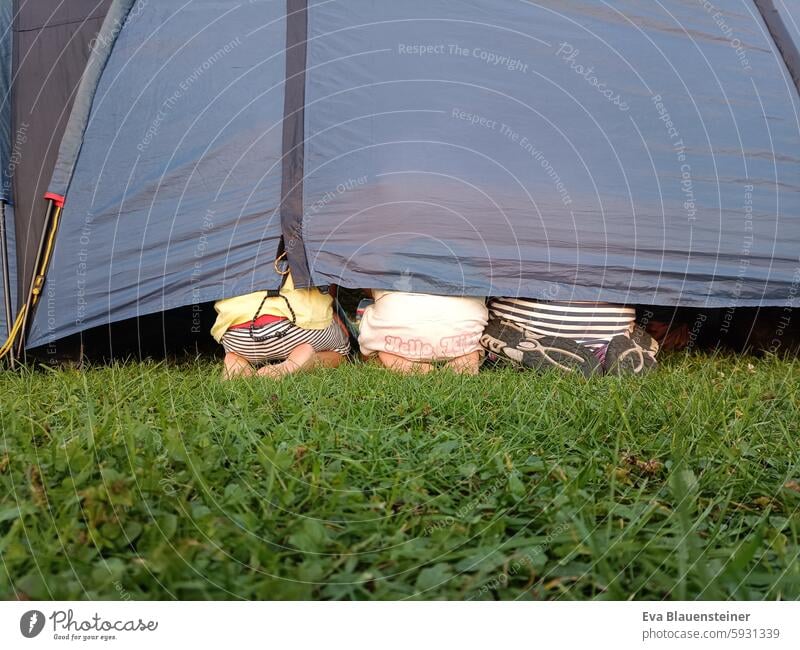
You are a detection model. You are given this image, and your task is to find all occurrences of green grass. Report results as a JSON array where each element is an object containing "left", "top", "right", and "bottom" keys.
[{"left": 1, "top": 353, "right": 799, "bottom": 600}]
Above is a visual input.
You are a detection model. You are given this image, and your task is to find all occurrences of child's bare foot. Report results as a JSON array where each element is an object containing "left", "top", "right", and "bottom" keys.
[
  {"left": 257, "top": 343, "right": 317, "bottom": 379},
  {"left": 377, "top": 352, "right": 433, "bottom": 374},
  {"left": 316, "top": 350, "right": 347, "bottom": 369},
  {"left": 223, "top": 351, "right": 253, "bottom": 380},
  {"left": 445, "top": 351, "right": 482, "bottom": 375}
]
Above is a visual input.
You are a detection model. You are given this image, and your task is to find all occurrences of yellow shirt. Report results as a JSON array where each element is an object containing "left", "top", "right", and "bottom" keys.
[{"left": 211, "top": 273, "right": 333, "bottom": 342}]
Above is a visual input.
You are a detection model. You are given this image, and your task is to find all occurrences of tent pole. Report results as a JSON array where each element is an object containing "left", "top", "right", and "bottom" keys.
[
  {"left": 0, "top": 200, "right": 14, "bottom": 368},
  {"left": 15, "top": 198, "right": 58, "bottom": 359}
]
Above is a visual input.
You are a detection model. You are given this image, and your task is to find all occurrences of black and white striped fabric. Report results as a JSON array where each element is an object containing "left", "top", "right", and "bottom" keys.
[
  {"left": 488, "top": 298, "right": 635, "bottom": 350},
  {"left": 221, "top": 319, "right": 350, "bottom": 364}
]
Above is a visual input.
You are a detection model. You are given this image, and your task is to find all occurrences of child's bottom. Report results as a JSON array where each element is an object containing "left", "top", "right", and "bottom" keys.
[
  {"left": 375, "top": 350, "right": 482, "bottom": 375},
  {"left": 221, "top": 318, "right": 350, "bottom": 364},
  {"left": 221, "top": 319, "right": 350, "bottom": 379}
]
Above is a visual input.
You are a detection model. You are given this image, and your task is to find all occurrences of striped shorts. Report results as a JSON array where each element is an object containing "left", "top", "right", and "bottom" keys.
[
  {"left": 488, "top": 298, "right": 635, "bottom": 350},
  {"left": 221, "top": 319, "right": 350, "bottom": 365}
]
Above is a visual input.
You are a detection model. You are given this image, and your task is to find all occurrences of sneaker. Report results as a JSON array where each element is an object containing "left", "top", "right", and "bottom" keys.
[
  {"left": 481, "top": 319, "right": 601, "bottom": 378},
  {"left": 604, "top": 326, "right": 659, "bottom": 375}
]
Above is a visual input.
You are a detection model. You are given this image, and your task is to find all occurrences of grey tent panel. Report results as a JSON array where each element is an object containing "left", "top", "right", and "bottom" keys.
[
  {"left": 1, "top": 0, "right": 11, "bottom": 202},
  {"left": 48, "top": 0, "right": 138, "bottom": 199},
  {"left": 28, "top": 0, "right": 288, "bottom": 348},
  {"left": 11, "top": 0, "right": 111, "bottom": 302},
  {"left": 279, "top": 0, "right": 313, "bottom": 289},
  {"left": 1, "top": 3, "right": 14, "bottom": 339},
  {"left": 761, "top": 0, "right": 800, "bottom": 92},
  {"left": 302, "top": 0, "right": 800, "bottom": 306},
  {"left": 13, "top": 1, "right": 109, "bottom": 31},
  {"left": 0, "top": 202, "right": 17, "bottom": 339}
]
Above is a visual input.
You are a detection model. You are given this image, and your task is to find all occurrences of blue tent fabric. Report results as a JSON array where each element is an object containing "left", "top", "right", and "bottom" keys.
[
  {"left": 0, "top": 0, "right": 11, "bottom": 203},
  {"left": 28, "top": 0, "right": 800, "bottom": 348},
  {"left": 29, "top": 0, "right": 288, "bottom": 348},
  {"left": 777, "top": 0, "right": 800, "bottom": 44},
  {"left": 302, "top": 0, "right": 800, "bottom": 306}
]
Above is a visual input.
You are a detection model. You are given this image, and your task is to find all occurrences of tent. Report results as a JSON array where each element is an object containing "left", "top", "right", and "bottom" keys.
[
  {"left": 1, "top": 0, "right": 799, "bottom": 360},
  {"left": 1, "top": 0, "right": 112, "bottom": 358}
]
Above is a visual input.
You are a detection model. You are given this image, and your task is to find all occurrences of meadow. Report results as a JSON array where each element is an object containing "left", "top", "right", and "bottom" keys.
[{"left": 1, "top": 353, "right": 799, "bottom": 599}]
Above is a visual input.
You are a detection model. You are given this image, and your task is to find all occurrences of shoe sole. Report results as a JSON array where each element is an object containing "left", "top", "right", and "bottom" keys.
[
  {"left": 605, "top": 328, "right": 658, "bottom": 375},
  {"left": 481, "top": 320, "right": 601, "bottom": 377}
]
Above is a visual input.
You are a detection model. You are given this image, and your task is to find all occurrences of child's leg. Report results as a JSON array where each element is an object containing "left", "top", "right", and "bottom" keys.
[
  {"left": 445, "top": 350, "right": 482, "bottom": 375},
  {"left": 223, "top": 351, "right": 254, "bottom": 379},
  {"left": 255, "top": 344, "right": 347, "bottom": 379},
  {"left": 377, "top": 351, "right": 433, "bottom": 374}
]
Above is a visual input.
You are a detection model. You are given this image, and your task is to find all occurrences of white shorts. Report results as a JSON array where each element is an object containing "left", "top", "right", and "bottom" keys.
[{"left": 358, "top": 291, "right": 488, "bottom": 361}]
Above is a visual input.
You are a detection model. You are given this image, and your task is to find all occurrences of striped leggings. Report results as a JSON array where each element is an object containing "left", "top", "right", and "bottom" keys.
[
  {"left": 221, "top": 319, "right": 350, "bottom": 365},
  {"left": 488, "top": 298, "right": 635, "bottom": 351}
]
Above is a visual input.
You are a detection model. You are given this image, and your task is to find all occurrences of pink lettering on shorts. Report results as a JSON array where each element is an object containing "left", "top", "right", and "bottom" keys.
[
  {"left": 384, "top": 335, "right": 435, "bottom": 358},
  {"left": 383, "top": 332, "right": 480, "bottom": 358},
  {"left": 439, "top": 332, "right": 480, "bottom": 356}
]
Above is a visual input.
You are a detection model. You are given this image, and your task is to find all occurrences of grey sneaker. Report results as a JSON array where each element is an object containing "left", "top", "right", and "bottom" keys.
[
  {"left": 605, "top": 326, "right": 659, "bottom": 375},
  {"left": 481, "top": 319, "right": 601, "bottom": 378}
]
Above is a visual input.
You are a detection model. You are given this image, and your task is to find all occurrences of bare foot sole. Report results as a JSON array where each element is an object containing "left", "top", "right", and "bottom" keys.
[
  {"left": 377, "top": 352, "right": 433, "bottom": 374},
  {"left": 257, "top": 343, "right": 317, "bottom": 379},
  {"left": 445, "top": 351, "right": 482, "bottom": 375}
]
